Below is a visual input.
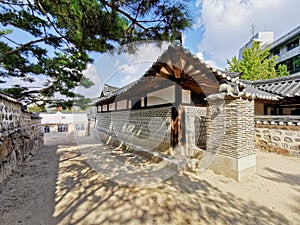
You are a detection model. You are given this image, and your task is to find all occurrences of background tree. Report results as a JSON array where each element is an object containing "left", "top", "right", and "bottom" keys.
[
  {"left": 27, "top": 104, "right": 46, "bottom": 112},
  {"left": 227, "top": 41, "right": 289, "bottom": 80},
  {"left": 0, "top": 0, "right": 191, "bottom": 108}
]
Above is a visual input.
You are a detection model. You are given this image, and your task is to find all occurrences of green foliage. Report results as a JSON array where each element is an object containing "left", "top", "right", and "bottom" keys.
[
  {"left": 27, "top": 105, "right": 46, "bottom": 112},
  {"left": 276, "top": 64, "right": 290, "bottom": 76},
  {"left": 1, "top": 85, "right": 28, "bottom": 99},
  {"left": 227, "top": 42, "right": 289, "bottom": 80},
  {"left": 0, "top": 0, "right": 191, "bottom": 108},
  {"left": 72, "top": 97, "right": 92, "bottom": 110}
]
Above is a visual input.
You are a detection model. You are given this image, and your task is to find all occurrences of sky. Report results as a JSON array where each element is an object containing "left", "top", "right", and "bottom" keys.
[
  {"left": 1, "top": 0, "right": 300, "bottom": 99},
  {"left": 78, "top": 0, "right": 300, "bottom": 98}
]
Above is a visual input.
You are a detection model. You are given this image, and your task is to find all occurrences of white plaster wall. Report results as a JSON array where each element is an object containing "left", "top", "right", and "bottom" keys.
[
  {"left": 41, "top": 112, "right": 73, "bottom": 124},
  {"left": 147, "top": 85, "right": 175, "bottom": 106},
  {"left": 182, "top": 89, "right": 191, "bottom": 104},
  {"left": 117, "top": 100, "right": 127, "bottom": 110},
  {"left": 141, "top": 97, "right": 145, "bottom": 107},
  {"left": 103, "top": 105, "right": 107, "bottom": 111},
  {"left": 109, "top": 103, "right": 115, "bottom": 111}
]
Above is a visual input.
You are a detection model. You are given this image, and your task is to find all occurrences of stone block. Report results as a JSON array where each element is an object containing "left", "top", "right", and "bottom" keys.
[{"left": 208, "top": 154, "right": 256, "bottom": 181}]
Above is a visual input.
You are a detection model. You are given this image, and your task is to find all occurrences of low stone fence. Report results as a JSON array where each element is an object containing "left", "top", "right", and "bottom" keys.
[
  {"left": 0, "top": 93, "right": 44, "bottom": 183},
  {"left": 255, "top": 116, "right": 300, "bottom": 157}
]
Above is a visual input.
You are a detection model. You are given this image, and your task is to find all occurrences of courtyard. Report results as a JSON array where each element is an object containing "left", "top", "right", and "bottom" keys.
[{"left": 0, "top": 134, "right": 299, "bottom": 225}]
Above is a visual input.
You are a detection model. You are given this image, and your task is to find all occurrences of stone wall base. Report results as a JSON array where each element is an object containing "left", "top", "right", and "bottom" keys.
[
  {"left": 255, "top": 125, "right": 300, "bottom": 157},
  {"left": 208, "top": 154, "right": 256, "bottom": 181}
]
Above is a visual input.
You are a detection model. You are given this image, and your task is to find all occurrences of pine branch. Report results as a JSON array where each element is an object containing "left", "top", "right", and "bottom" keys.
[
  {"left": 99, "top": 0, "right": 147, "bottom": 31},
  {"left": 0, "top": 36, "right": 63, "bottom": 62}
]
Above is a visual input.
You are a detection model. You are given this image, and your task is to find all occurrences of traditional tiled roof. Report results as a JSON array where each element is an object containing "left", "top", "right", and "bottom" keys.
[
  {"left": 0, "top": 91, "right": 21, "bottom": 104},
  {"left": 255, "top": 115, "right": 300, "bottom": 126},
  {"left": 244, "top": 74, "right": 300, "bottom": 98},
  {"left": 96, "top": 45, "right": 295, "bottom": 105},
  {"left": 100, "top": 84, "right": 120, "bottom": 98},
  {"left": 243, "top": 85, "right": 281, "bottom": 100}
]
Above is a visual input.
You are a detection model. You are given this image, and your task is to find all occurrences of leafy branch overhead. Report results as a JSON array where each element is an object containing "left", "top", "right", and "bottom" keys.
[
  {"left": 0, "top": 0, "right": 191, "bottom": 108},
  {"left": 227, "top": 41, "right": 289, "bottom": 80}
]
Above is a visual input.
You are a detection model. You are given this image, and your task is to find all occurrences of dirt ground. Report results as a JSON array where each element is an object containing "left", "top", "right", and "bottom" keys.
[{"left": 0, "top": 134, "right": 299, "bottom": 225}]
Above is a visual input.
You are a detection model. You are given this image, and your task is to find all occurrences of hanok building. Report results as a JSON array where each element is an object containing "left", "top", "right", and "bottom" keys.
[
  {"left": 244, "top": 75, "right": 300, "bottom": 157},
  {"left": 94, "top": 45, "right": 294, "bottom": 181},
  {"left": 246, "top": 74, "right": 300, "bottom": 116}
]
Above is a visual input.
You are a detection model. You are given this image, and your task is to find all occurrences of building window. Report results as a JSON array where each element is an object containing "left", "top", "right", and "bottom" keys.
[
  {"left": 273, "top": 49, "right": 280, "bottom": 57},
  {"left": 75, "top": 124, "right": 85, "bottom": 131},
  {"left": 58, "top": 124, "right": 68, "bottom": 132},
  {"left": 264, "top": 104, "right": 300, "bottom": 115},
  {"left": 286, "top": 59, "right": 293, "bottom": 73},
  {"left": 44, "top": 126, "right": 50, "bottom": 133},
  {"left": 280, "top": 55, "right": 300, "bottom": 74},
  {"left": 287, "top": 38, "right": 299, "bottom": 51},
  {"left": 295, "top": 55, "right": 300, "bottom": 73}
]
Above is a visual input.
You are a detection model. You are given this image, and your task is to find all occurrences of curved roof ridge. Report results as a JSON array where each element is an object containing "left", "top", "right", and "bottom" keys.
[
  {"left": 250, "top": 74, "right": 300, "bottom": 85},
  {"left": 241, "top": 74, "right": 300, "bottom": 97}
]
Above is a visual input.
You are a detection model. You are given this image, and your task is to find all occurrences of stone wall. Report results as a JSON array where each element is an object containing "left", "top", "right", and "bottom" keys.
[
  {"left": 255, "top": 125, "right": 300, "bottom": 157},
  {"left": 96, "top": 107, "right": 172, "bottom": 153},
  {"left": 0, "top": 96, "right": 43, "bottom": 183}
]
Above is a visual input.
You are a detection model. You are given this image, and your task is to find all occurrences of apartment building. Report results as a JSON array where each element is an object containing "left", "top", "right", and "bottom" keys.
[
  {"left": 268, "top": 26, "right": 300, "bottom": 75},
  {"left": 239, "top": 26, "right": 300, "bottom": 75}
]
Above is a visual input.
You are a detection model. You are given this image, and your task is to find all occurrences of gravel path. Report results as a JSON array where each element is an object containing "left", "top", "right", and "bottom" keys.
[{"left": 0, "top": 134, "right": 299, "bottom": 225}]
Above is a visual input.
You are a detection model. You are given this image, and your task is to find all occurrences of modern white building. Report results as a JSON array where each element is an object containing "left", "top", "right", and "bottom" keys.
[
  {"left": 268, "top": 26, "right": 300, "bottom": 75},
  {"left": 238, "top": 31, "right": 274, "bottom": 61},
  {"left": 238, "top": 26, "right": 300, "bottom": 75},
  {"left": 40, "top": 112, "right": 88, "bottom": 136}
]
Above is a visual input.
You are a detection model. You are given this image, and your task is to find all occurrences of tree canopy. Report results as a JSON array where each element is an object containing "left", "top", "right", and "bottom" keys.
[
  {"left": 0, "top": 0, "right": 191, "bottom": 108},
  {"left": 227, "top": 41, "right": 289, "bottom": 80}
]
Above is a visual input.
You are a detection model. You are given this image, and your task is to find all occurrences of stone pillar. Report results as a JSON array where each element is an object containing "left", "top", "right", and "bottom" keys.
[{"left": 206, "top": 96, "right": 256, "bottom": 181}]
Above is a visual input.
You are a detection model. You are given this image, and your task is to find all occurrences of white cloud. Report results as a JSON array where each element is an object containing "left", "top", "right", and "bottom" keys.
[
  {"left": 82, "top": 64, "right": 100, "bottom": 84},
  {"left": 182, "top": 33, "right": 187, "bottom": 45},
  {"left": 195, "top": 51, "right": 204, "bottom": 60},
  {"left": 0, "top": 75, "right": 48, "bottom": 90},
  {"left": 195, "top": 0, "right": 202, "bottom": 8},
  {"left": 195, "top": 0, "right": 300, "bottom": 69},
  {"left": 105, "top": 41, "right": 170, "bottom": 87},
  {"left": 75, "top": 64, "right": 102, "bottom": 98}
]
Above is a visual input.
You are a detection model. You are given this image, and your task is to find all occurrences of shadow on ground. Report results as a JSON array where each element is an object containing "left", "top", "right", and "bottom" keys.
[
  {"left": 0, "top": 134, "right": 296, "bottom": 225},
  {"left": 52, "top": 135, "right": 292, "bottom": 225},
  {"left": 260, "top": 167, "right": 300, "bottom": 187}
]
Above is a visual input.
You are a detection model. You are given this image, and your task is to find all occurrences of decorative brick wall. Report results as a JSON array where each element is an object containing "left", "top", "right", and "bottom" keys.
[
  {"left": 206, "top": 96, "right": 256, "bottom": 181},
  {"left": 255, "top": 125, "right": 300, "bottom": 157},
  {"left": 207, "top": 98, "right": 255, "bottom": 158},
  {"left": 96, "top": 107, "right": 172, "bottom": 152},
  {"left": 183, "top": 106, "right": 207, "bottom": 157},
  {"left": 0, "top": 97, "right": 43, "bottom": 183},
  {"left": 96, "top": 97, "right": 256, "bottom": 181}
]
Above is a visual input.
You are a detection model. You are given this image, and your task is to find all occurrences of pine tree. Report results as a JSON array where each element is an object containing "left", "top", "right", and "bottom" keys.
[{"left": 0, "top": 0, "right": 191, "bottom": 108}]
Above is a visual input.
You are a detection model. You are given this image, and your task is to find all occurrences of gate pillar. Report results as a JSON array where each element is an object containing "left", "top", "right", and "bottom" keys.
[{"left": 206, "top": 96, "right": 256, "bottom": 181}]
